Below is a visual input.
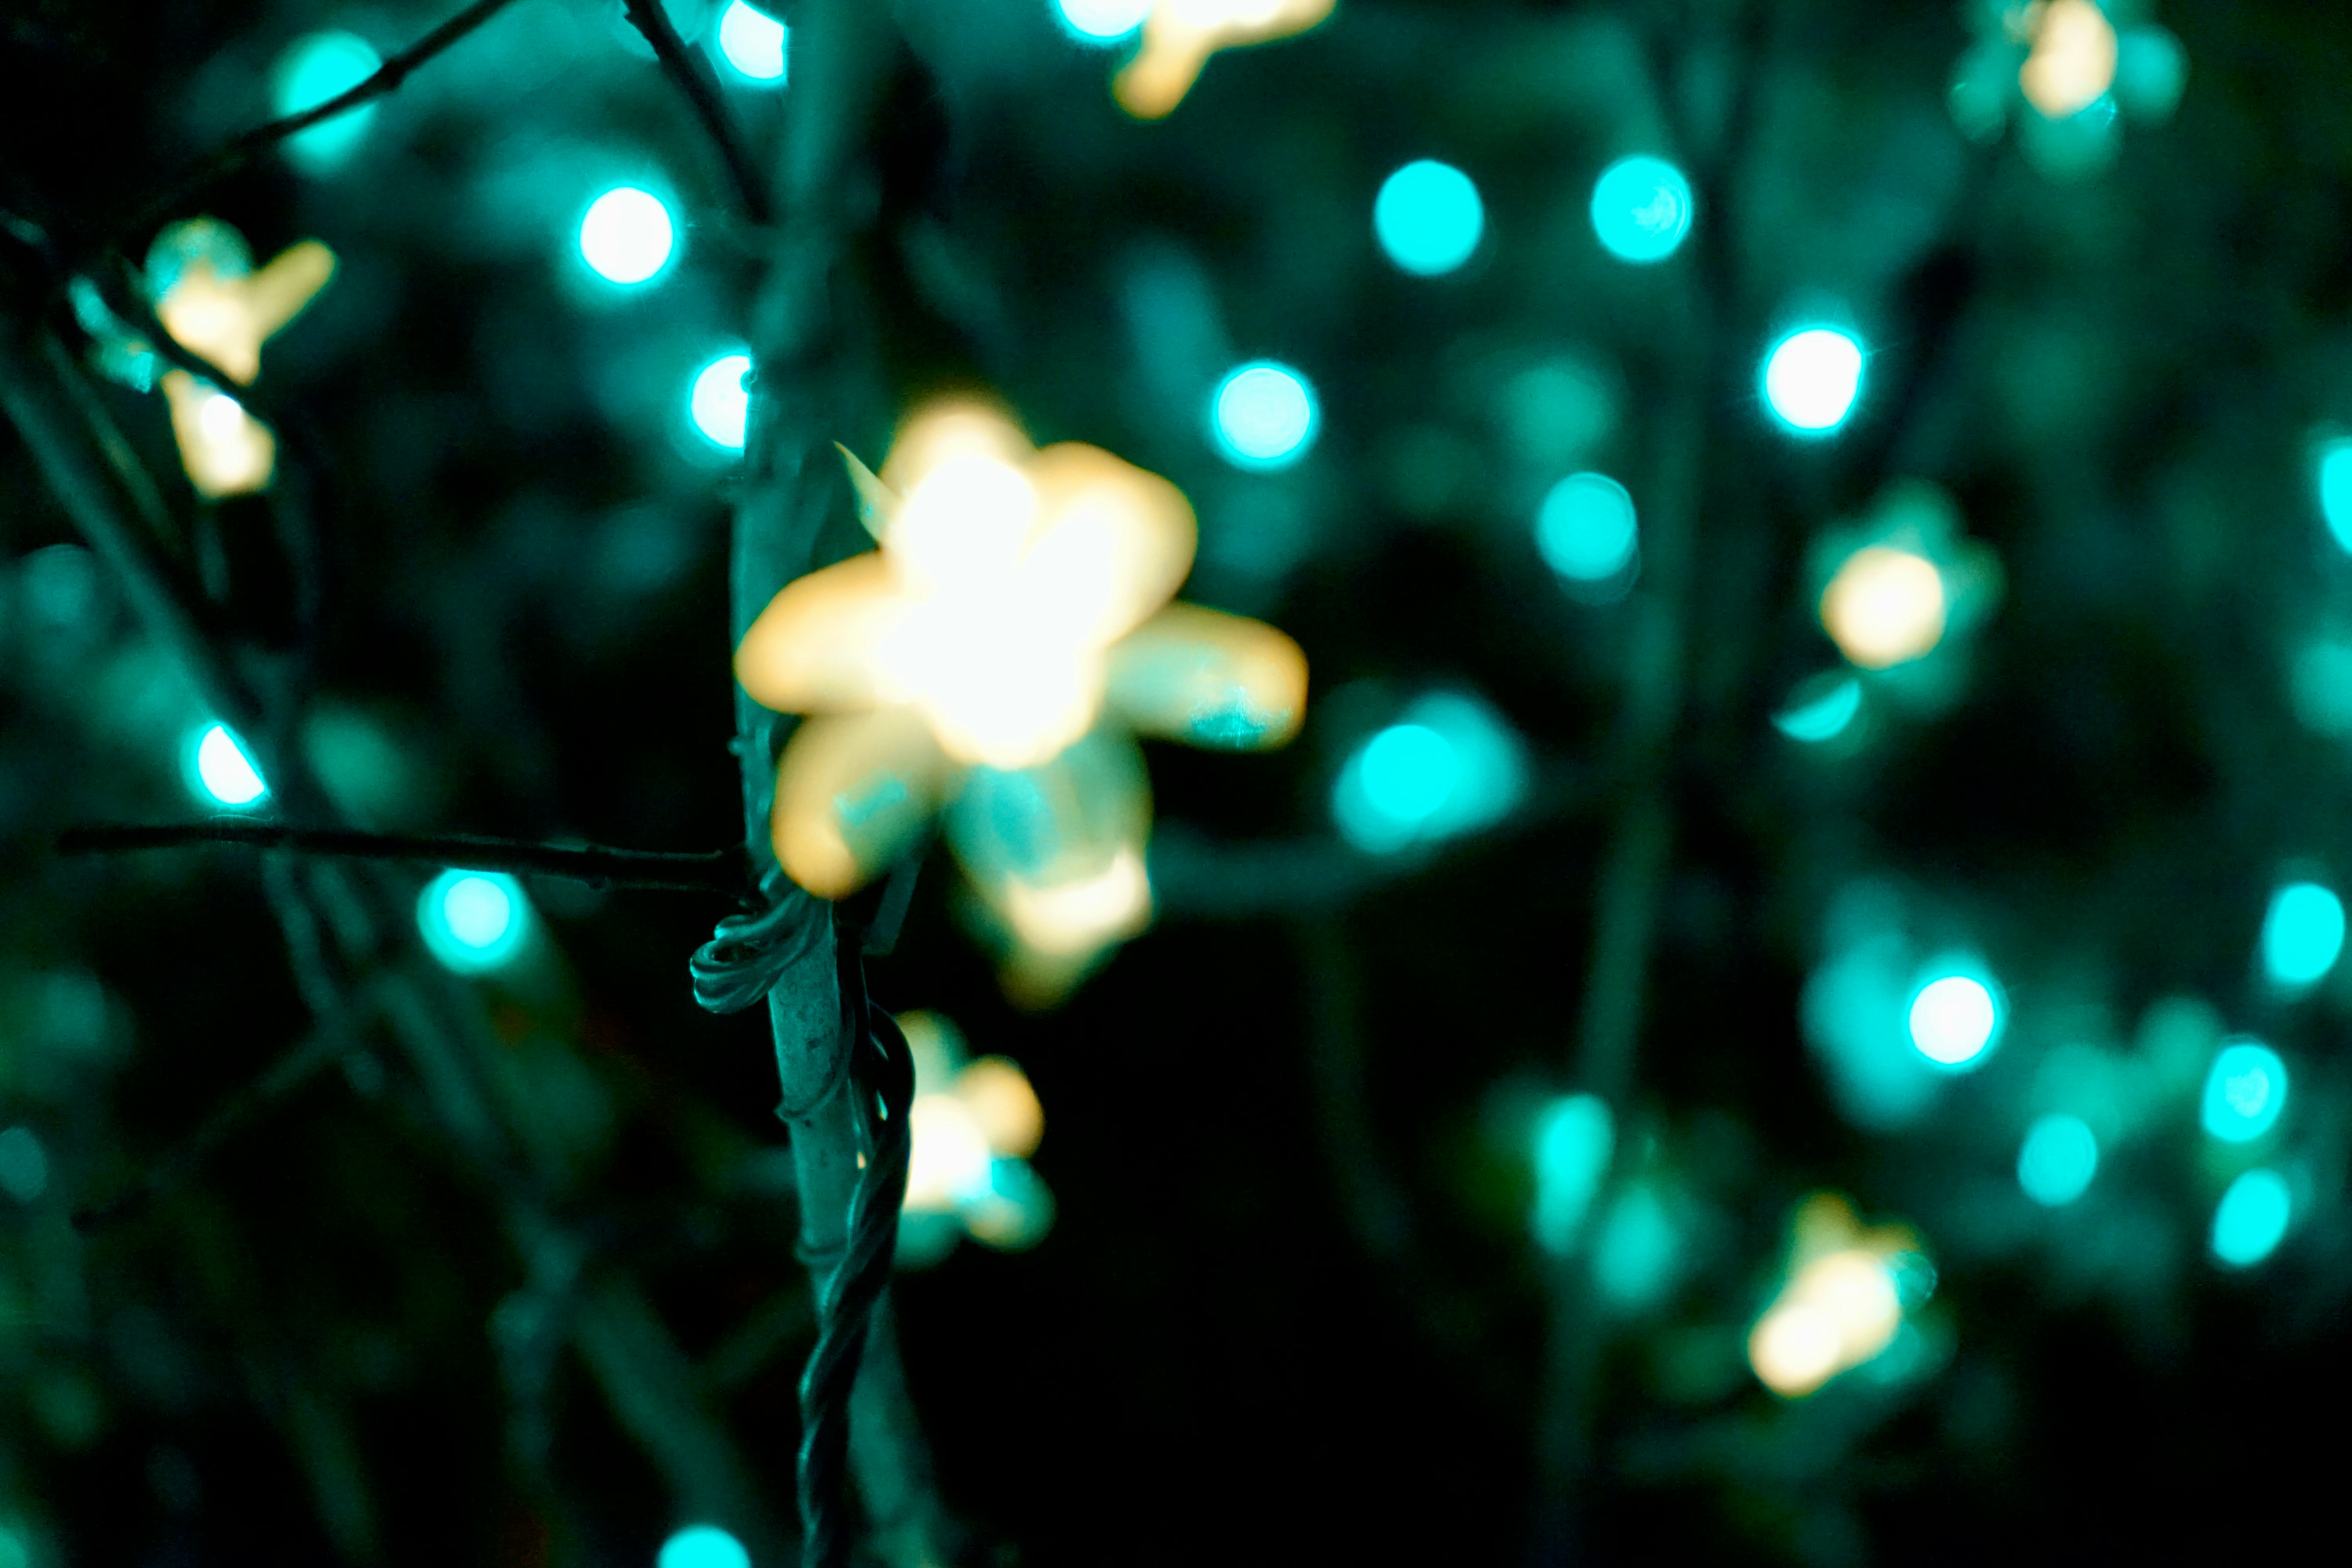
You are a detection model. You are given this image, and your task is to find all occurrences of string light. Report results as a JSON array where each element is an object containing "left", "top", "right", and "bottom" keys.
[
  {"left": 272, "top": 31, "right": 384, "bottom": 171},
  {"left": 1762, "top": 326, "right": 1864, "bottom": 434},
  {"left": 1906, "top": 965, "right": 2002, "bottom": 1070},
  {"left": 1819, "top": 545, "right": 1947, "bottom": 668},
  {"left": 734, "top": 398, "right": 1305, "bottom": 997},
  {"left": 1535, "top": 472, "right": 1638, "bottom": 584},
  {"left": 2019, "top": 0, "right": 2118, "bottom": 119},
  {"left": 417, "top": 869, "right": 531, "bottom": 974},
  {"left": 146, "top": 218, "right": 336, "bottom": 497},
  {"left": 579, "top": 187, "right": 676, "bottom": 285},
  {"left": 2319, "top": 438, "right": 2352, "bottom": 554},
  {"left": 714, "top": 2, "right": 788, "bottom": 84},
  {"left": 1331, "top": 691, "right": 1525, "bottom": 855},
  {"left": 657, "top": 1524, "right": 751, "bottom": 1568},
  {"left": 1374, "top": 160, "right": 1484, "bottom": 276},
  {"left": 1058, "top": 0, "right": 1152, "bottom": 45},
  {"left": 1749, "top": 1194, "right": 1927, "bottom": 1397},
  {"left": 1588, "top": 156, "right": 1693, "bottom": 264},
  {"left": 2200, "top": 1039, "right": 2287, "bottom": 1144},
  {"left": 2210, "top": 1168, "right": 2291, "bottom": 1269},
  {"left": 1773, "top": 674, "right": 1862, "bottom": 743},
  {"left": 1530, "top": 1095, "right": 1614, "bottom": 1256},
  {"left": 188, "top": 723, "right": 269, "bottom": 808},
  {"left": 897, "top": 1013, "right": 1052, "bottom": 1256},
  {"left": 1211, "top": 362, "right": 1319, "bottom": 470},
  {"left": 690, "top": 352, "right": 753, "bottom": 449},
  {"left": 1111, "top": 0, "right": 1336, "bottom": 120},
  {"left": 2017, "top": 1113, "right": 2098, "bottom": 1207},
  {"left": 2260, "top": 881, "right": 2345, "bottom": 990}
]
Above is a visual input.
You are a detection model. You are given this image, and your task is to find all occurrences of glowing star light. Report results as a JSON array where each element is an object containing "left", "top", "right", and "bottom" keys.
[
  {"left": 1749, "top": 1193, "right": 1929, "bottom": 1397},
  {"left": 735, "top": 398, "right": 1308, "bottom": 1000},
  {"left": 145, "top": 218, "right": 336, "bottom": 497},
  {"left": 1112, "top": 0, "right": 1336, "bottom": 120}
]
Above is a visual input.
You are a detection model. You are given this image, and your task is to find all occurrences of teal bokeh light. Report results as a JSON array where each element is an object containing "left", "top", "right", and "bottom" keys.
[
  {"left": 273, "top": 31, "right": 382, "bottom": 171},
  {"left": 2017, "top": 1114, "right": 2098, "bottom": 1207},
  {"left": 1906, "top": 964, "right": 2002, "bottom": 1071},
  {"left": 691, "top": 352, "right": 753, "bottom": 448},
  {"left": 1535, "top": 472, "right": 1638, "bottom": 583},
  {"left": 1210, "top": 362, "right": 1318, "bottom": 470},
  {"left": 1531, "top": 1094, "right": 1614, "bottom": 1255},
  {"left": 1374, "top": 160, "right": 1485, "bottom": 276},
  {"left": 2319, "top": 438, "right": 2352, "bottom": 554},
  {"left": 579, "top": 187, "right": 676, "bottom": 285},
  {"left": 715, "top": 2, "right": 788, "bottom": 83},
  {"left": 417, "top": 869, "right": 529, "bottom": 974},
  {"left": 2260, "top": 880, "right": 2344, "bottom": 989},
  {"left": 658, "top": 1524, "right": 751, "bottom": 1568},
  {"left": 189, "top": 723, "right": 269, "bottom": 808},
  {"left": 1589, "top": 156, "right": 1693, "bottom": 264},
  {"left": 2211, "top": 1167, "right": 2291, "bottom": 1269},
  {"left": 1762, "top": 327, "right": 1864, "bottom": 435},
  {"left": 2201, "top": 1039, "right": 2287, "bottom": 1144},
  {"left": 1332, "top": 692, "right": 1525, "bottom": 854},
  {"left": 1773, "top": 675, "right": 1862, "bottom": 743},
  {"left": 1056, "top": 0, "right": 1151, "bottom": 42}
]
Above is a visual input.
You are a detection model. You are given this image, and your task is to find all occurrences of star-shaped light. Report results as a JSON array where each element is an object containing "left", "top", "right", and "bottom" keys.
[
  {"left": 145, "top": 218, "right": 337, "bottom": 497},
  {"left": 735, "top": 397, "right": 1307, "bottom": 998},
  {"left": 1112, "top": 0, "right": 1336, "bottom": 120}
]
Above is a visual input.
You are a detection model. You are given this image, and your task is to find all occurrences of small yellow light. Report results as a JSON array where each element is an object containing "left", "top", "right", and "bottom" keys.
[
  {"left": 955, "top": 1056, "right": 1044, "bottom": 1160},
  {"left": 1819, "top": 545, "right": 1947, "bottom": 669},
  {"left": 2019, "top": 0, "right": 2118, "bottom": 118},
  {"left": 1001, "top": 845, "right": 1152, "bottom": 958},
  {"left": 1748, "top": 1194, "right": 1920, "bottom": 1397},
  {"left": 1113, "top": 0, "right": 1336, "bottom": 120},
  {"left": 149, "top": 229, "right": 336, "bottom": 498}
]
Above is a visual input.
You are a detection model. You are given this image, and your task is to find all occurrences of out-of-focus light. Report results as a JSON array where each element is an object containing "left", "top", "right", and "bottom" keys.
[
  {"left": 1374, "top": 160, "right": 1484, "bottom": 276},
  {"left": 2020, "top": 0, "right": 2118, "bottom": 119},
  {"left": 1774, "top": 674, "right": 1862, "bottom": 742},
  {"left": 963, "top": 1157, "right": 1055, "bottom": 1250},
  {"left": 690, "top": 352, "right": 753, "bottom": 449},
  {"left": 1058, "top": 0, "right": 1152, "bottom": 42},
  {"left": 0, "top": 1126, "right": 48, "bottom": 1205},
  {"left": 956, "top": 1056, "right": 1045, "bottom": 1159},
  {"left": 2261, "top": 881, "right": 2345, "bottom": 989},
  {"left": 273, "top": 31, "right": 382, "bottom": 171},
  {"left": 148, "top": 219, "right": 336, "bottom": 497},
  {"left": 904, "top": 1094, "right": 995, "bottom": 1212},
  {"left": 2201, "top": 1039, "right": 2287, "bottom": 1144},
  {"left": 1535, "top": 472, "right": 1638, "bottom": 583},
  {"left": 897, "top": 1019, "right": 1052, "bottom": 1251},
  {"left": 2211, "top": 1167, "right": 2291, "bottom": 1269},
  {"left": 1820, "top": 546, "right": 1946, "bottom": 669},
  {"left": 1592, "top": 1183, "right": 1680, "bottom": 1308},
  {"left": 1749, "top": 1194, "right": 1918, "bottom": 1398},
  {"left": 1589, "top": 156, "right": 1693, "bottom": 264},
  {"left": 658, "top": 1524, "right": 751, "bottom": 1568},
  {"left": 1003, "top": 846, "right": 1151, "bottom": 957},
  {"left": 1332, "top": 691, "right": 1525, "bottom": 855},
  {"left": 579, "top": 187, "right": 676, "bottom": 285},
  {"left": 1112, "top": 0, "right": 1336, "bottom": 119},
  {"left": 192, "top": 724, "right": 269, "bottom": 807},
  {"left": 1211, "top": 362, "right": 1318, "bottom": 470},
  {"left": 2114, "top": 25, "right": 2188, "bottom": 123},
  {"left": 1907, "top": 968, "right": 2001, "bottom": 1069},
  {"left": 1762, "top": 327, "right": 1864, "bottom": 435},
  {"left": 2319, "top": 440, "right": 2352, "bottom": 554},
  {"left": 715, "top": 2, "right": 788, "bottom": 83},
  {"left": 1530, "top": 1094, "right": 1613, "bottom": 1255},
  {"left": 417, "top": 869, "right": 530, "bottom": 974},
  {"left": 2017, "top": 1113, "right": 2098, "bottom": 1207}
]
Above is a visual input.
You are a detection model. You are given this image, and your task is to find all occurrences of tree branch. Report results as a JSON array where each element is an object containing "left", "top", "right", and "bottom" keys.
[
  {"left": 620, "top": 0, "right": 775, "bottom": 226},
  {"left": 60, "top": 820, "right": 750, "bottom": 895},
  {"left": 105, "top": 0, "right": 525, "bottom": 251}
]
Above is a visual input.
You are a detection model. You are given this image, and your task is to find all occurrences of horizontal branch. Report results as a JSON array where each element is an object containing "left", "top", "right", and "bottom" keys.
[
  {"left": 60, "top": 821, "right": 750, "bottom": 895},
  {"left": 108, "top": 0, "right": 523, "bottom": 248}
]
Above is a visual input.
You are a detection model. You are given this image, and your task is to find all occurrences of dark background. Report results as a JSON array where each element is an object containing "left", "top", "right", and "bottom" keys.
[{"left": 5, "top": 0, "right": 2352, "bottom": 1563}]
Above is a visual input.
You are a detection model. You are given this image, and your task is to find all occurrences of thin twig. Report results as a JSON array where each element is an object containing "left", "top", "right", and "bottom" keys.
[
  {"left": 59, "top": 820, "right": 749, "bottom": 895},
  {"left": 105, "top": 0, "right": 524, "bottom": 250},
  {"left": 620, "top": 0, "right": 775, "bottom": 225}
]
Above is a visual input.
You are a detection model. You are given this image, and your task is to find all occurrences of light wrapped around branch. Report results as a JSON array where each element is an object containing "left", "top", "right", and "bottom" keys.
[
  {"left": 736, "top": 397, "right": 1307, "bottom": 999},
  {"left": 1112, "top": 0, "right": 1336, "bottom": 120},
  {"left": 145, "top": 218, "right": 337, "bottom": 498}
]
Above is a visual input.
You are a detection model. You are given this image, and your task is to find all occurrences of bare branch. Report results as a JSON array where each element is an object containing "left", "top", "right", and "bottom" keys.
[{"left": 620, "top": 0, "right": 776, "bottom": 226}]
